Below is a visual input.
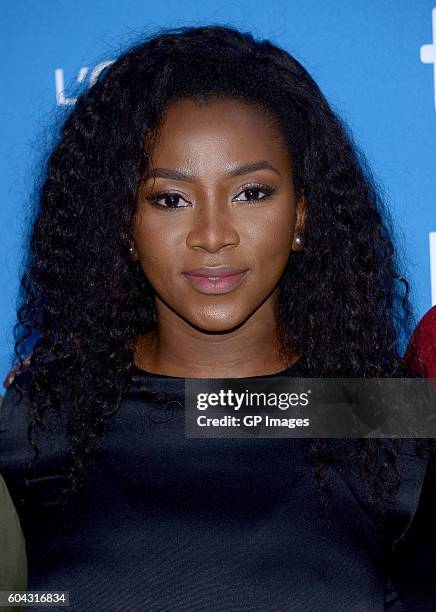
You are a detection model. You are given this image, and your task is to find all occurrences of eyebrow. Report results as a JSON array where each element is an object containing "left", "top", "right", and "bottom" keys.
[{"left": 146, "top": 161, "right": 281, "bottom": 181}]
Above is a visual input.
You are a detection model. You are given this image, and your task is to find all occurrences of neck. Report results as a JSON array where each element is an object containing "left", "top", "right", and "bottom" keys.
[{"left": 133, "top": 298, "right": 297, "bottom": 378}]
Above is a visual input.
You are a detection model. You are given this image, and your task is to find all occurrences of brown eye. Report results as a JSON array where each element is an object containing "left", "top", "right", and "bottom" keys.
[
  {"left": 148, "top": 192, "right": 191, "bottom": 209},
  {"left": 234, "top": 184, "right": 275, "bottom": 202}
]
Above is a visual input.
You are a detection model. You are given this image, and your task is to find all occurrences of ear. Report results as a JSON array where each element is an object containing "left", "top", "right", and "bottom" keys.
[{"left": 291, "top": 196, "right": 306, "bottom": 251}]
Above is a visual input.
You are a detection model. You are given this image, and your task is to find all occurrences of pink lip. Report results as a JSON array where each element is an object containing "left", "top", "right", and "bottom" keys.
[
  {"left": 182, "top": 270, "right": 249, "bottom": 294},
  {"left": 184, "top": 266, "right": 246, "bottom": 277}
]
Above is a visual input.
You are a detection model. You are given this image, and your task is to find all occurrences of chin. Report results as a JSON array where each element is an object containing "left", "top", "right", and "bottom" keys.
[{"left": 186, "top": 310, "right": 248, "bottom": 334}]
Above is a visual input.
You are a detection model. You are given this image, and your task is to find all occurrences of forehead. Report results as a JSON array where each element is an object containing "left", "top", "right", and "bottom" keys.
[{"left": 147, "top": 97, "right": 290, "bottom": 166}]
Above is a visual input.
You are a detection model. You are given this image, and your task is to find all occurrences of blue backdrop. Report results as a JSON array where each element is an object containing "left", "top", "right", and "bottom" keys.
[{"left": 1, "top": 1, "right": 435, "bottom": 378}]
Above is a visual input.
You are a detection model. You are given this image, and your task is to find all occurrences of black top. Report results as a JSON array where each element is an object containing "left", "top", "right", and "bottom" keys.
[{"left": 0, "top": 360, "right": 435, "bottom": 611}]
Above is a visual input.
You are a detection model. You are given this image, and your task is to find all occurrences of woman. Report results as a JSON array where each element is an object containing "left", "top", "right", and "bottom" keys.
[
  {"left": 0, "top": 472, "right": 27, "bottom": 612},
  {"left": 0, "top": 24, "right": 435, "bottom": 610},
  {"left": 404, "top": 305, "right": 436, "bottom": 378}
]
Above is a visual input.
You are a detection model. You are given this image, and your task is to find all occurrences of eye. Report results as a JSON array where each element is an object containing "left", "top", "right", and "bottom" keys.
[
  {"left": 147, "top": 192, "right": 191, "bottom": 210},
  {"left": 233, "top": 184, "right": 276, "bottom": 203}
]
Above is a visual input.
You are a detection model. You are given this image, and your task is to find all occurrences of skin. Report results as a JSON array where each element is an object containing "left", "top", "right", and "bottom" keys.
[{"left": 131, "top": 97, "right": 306, "bottom": 378}]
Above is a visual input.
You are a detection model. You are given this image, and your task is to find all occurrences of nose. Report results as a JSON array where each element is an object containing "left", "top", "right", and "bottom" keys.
[{"left": 186, "top": 199, "right": 240, "bottom": 253}]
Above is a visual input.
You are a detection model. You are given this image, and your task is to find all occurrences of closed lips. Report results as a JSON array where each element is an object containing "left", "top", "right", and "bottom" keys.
[{"left": 183, "top": 267, "right": 247, "bottom": 277}]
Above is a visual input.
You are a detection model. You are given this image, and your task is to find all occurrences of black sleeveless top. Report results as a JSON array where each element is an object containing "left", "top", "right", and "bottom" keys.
[{"left": 0, "top": 361, "right": 435, "bottom": 611}]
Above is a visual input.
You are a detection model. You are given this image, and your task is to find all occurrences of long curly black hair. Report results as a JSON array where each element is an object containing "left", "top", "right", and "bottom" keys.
[{"left": 10, "top": 24, "right": 429, "bottom": 523}]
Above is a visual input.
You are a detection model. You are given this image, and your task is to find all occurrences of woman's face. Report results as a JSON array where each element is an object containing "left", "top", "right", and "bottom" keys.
[{"left": 133, "top": 97, "right": 304, "bottom": 332}]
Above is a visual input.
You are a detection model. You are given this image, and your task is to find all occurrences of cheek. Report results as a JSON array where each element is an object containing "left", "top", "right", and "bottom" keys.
[
  {"left": 251, "top": 211, "right": 293, "bottom": 270},
  {"left": 139, "top": 241, "right": 174, "bottom": 286},
  {"left": 133, "top": 214, "right": 179, "bottom": 279}
]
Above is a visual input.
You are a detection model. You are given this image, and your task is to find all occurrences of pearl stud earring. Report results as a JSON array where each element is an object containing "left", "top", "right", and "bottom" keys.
[{"left": 293, "top": 235, "right": 304, "bottom": 249}]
